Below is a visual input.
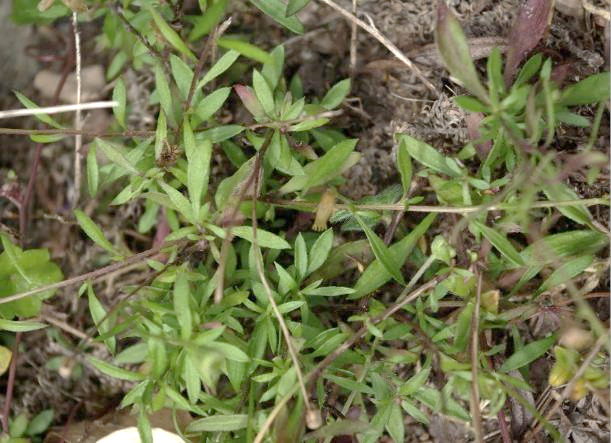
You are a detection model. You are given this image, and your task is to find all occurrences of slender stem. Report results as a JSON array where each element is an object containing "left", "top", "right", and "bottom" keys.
[
  {"left": 470, "top": 273, "right": 483, "bottom": 443},
  {"left": 72, "top": 12, "right": 83, "bottom": 209},
  {"left": 254, "top": 277, "right": 443, "bottom": 443},
  {"left": 0, "top": 245, "right": 169, "bottom": 306},
  {"left": 249, "top": 153, "right": 311, "bottom": 412},
  {"left": 265, "top": 197, "right": 609, "bottom": 213}
]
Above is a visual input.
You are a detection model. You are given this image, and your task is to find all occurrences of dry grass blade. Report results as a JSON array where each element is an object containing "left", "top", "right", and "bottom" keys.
[
  {"left": 249, "top": 154, "right": 312, "bottom": 427},
  {"left": 316, "top": 0, "right": 438, "bottom": 95},
  {"left": 72, "top": 12, "right": 82, "bottom": 208},
  {"left": 0, "top": 101, "right": 118, "bottom": 120}
]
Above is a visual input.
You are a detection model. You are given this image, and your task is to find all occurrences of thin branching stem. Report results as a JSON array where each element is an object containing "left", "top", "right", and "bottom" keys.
[
  {"left": 470, "top": 272, "right": 484, "bottom": 443},
  {"left": 249, "top": 153, "right": 312, "bottom": 414}
]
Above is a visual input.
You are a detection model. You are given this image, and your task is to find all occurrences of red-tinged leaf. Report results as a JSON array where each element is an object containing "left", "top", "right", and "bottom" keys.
[
  {"left": 504, "top": 0, "right": 554, "bottom": 86},
  {"left": 234, "top": 84, "right": 265, "bottom": 120},
  {"left": 435, "top": 2, "right": 488, "bottom": 102}
]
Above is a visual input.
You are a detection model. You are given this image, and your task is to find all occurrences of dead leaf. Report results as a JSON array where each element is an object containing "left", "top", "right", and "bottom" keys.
[{"left": 504, "top": 0, "right": 555, "bottom": 86}]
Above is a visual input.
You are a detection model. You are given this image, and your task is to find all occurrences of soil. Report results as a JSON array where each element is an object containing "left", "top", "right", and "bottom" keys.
[{"left": 0, "top": 1, "right": 608, "bottom": 442}]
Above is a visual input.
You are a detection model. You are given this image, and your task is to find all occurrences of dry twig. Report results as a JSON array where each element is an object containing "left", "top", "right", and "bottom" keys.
[{"left": 315, "top": 0, "right": 438, "bottom": 95}]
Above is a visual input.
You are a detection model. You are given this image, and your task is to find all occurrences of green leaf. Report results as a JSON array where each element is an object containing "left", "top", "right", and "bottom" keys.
[
  {"left": 253, "top": 69, "right": 275, "bottom": 117},
  {"left": 386, "top": 403, "right": 405, "bottom": 443},
  {"left": 87, "top": 282, "right": 116, "bottom": 354},
  {"left": 189, "top": 0, "right": 228, "bottom": 41},
  {"left": 184, "top": 120, "right": 212, "bottom": 217},
  {"left": 543, "top": 183, "right": 592, "bottom": 226},
  {"left": 320, "top": 78, "right": 351, "bottom": 110},
  {"left": 301, "top": 286, "right": 355, "bottom": 296},
  {"left": 400, "top": 359, "right": 431, "bottom": 396},
  {"left": 231, "top": 226, "right": 291, "bottom": 249},
  {"left": 138, "top": 410, "right": 153, "bottom": 443},
  {"left": 26, "top": 409, "right": 54, "bottom": 436},
  {"left": 397, "top": 134, "right": 462, "bottom": 177},
  {"left": 249, "top": 0, "right": 305, "bottom": 34},
  {"left": 294, "top": 234, "right": 308, "bottom": 281},
  {"left": 289, "top": 117, "right": 329, "bottom": 132},
  {"left": 145, "top": 5, "right": 196, "bottom": 60},
  {"left": 207, "top": 341, "right": 250, "bottom": 362},
  {"left": 305, "top": 419, "right": 370, "bottom": 439},
  {"left": 261, "top": 45, "right": 285, "bottom": 89},
  {"left": 96, "top": 138, "right": 139, "bottom": 175},
  {"left": 194, "top": 87, "right": 231, "bottom": 121},
  {"left": 112, "top": 78, "right": 126, "bottom": 128},
  {"left": 435, "top": 3, "right": 488, "bottom": 101},
  {"left": 86, "top": 144, "right": 99, "bottom": 197},
  {"left": 454, "top": 95, "right": 489, "bottom": 113},
  {"left": 472, "top": 221, "right": 524, "bottom": 267},
  {"left": 184, "top": 353, "right": 201, "bottom": 404},
  {"left": 396, "top": 135, "right": 413, "bottom": 194},
  {"left": 353, "top": 213, "right": 436, "bottom": 298},
  {"left": 87, "top": 356, "right": 144, "bottom": 381},
  {"left": 286, "top": 0, "right": 311, "bottom": 16},
  {"left": 159, "top": 181, "right": 196, "bottom": 224},
  {"left": 174, "top": 273, "right": 193, "bottom": 340},
  {"left": 154, "top": 111, "right": 167, "bottom": 161},
  {"left": 558, "top": 72, "right": 610, "bottom": 106},
  {"left": 354, "top": 214, "right": 405, "bottom": 285},
  {"left": 217, "top": 37, "right": 272, "bottom": 64},
  {"left": 155, "top": 63, "right": 173, "bottom": 122},
  {"left": 0, "top": 318, "right": 47, "bottom": 332},
  {"left": 279, "top": 139, "right": 358, "bottom": 194},
  {"left": 74, "top": 210, "right": 119, "bottom": 256},
  {"left": 513, "top": 53, "right": 543, "bottom": 88},
  {"left": 537, "top": 255, "right": 594, "bottom": 294},
  {"left": 187, "top": 414, "right": 248, "bottom": 433},
  {"left": 14, "top": 92, "right": 63, "bottom": 129},
  {"left": 324, "top": 374, "right": 374, "bottom": 394},
  {"left": 199, "top": 50, "right": 240, "bottom": 87},
  {"left": 308, "top": 228, "right": 333, "bottom": 274},
  {"left": 197, "top": 125, "right": 245, "bottom": 143},
  {"left": 170, "top": 54, "right": 194, "bottom": 100},
  {"left": 500, "top": 335, "right": 555, "bottom": 372}
]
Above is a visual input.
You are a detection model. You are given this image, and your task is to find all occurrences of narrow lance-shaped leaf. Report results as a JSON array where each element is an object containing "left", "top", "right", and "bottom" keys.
[
  {"left": 217, "top": 37, "right": 272, "bottom": 64},
  {"left": 155, "top": 63, "right": 173, "bottom": 122},
  {"left": 252, "top": 69, "right": 275, "bottom": 117},
  {"left": 397, "top": 134, "right": 462, "bottom": 178},
  {"left": 199, "top": 49, "right": 240, "bottom": 85},
  {"left": 234, "top": 85, "right": 265, "bottom": 120},
  {"left": 435, "top": 2, "right": 488, "bottom": 102},
  {"left": 74, "top": 210, "right": 119, "bottom": 256},
  {"left": 96, "top": 139, "right": 139, "bottom": 175},
  {"left": 87, "top": 144, "right": 99, "bottom": 197},
  {"left": 174, "top": 273, "right": 193, "bottom": 340},
  {"left": 354, "top": 213, "right": 405, "bottom": 285},
  {"left": 557, "top": 72, "right": 611, "bottom": 106},
  {"left": 145, "top": 4, "right": 196, "bottom": 60},
  {"left": 194, "top": 87, "right": 231, "bottom": 121},
  {"left": 321, "top": 78, "right": 351, "bottom": 110},
  {"left": 472, "top": 221, "right": 524, "bottom": 267},
  {"left": 396, "top": 135, "right": 413, "bottom": 195},
  {"left": 112, "top": 78, "right": 126, "bottom": 128},
  {"left": 500, "top": 335, "right": 555, "bottom": 372},
  {"left": 286, "top": 0, "right": 310, "bottom": 16},
  {"left": 352, "top": 213, "right": 437, "bottom": 299},
  {"left": 279, "top": 139, "right": 358, "bottom": 194},
  {"left": 250, "top": 0, "right": 304, "bottom": 34}
]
